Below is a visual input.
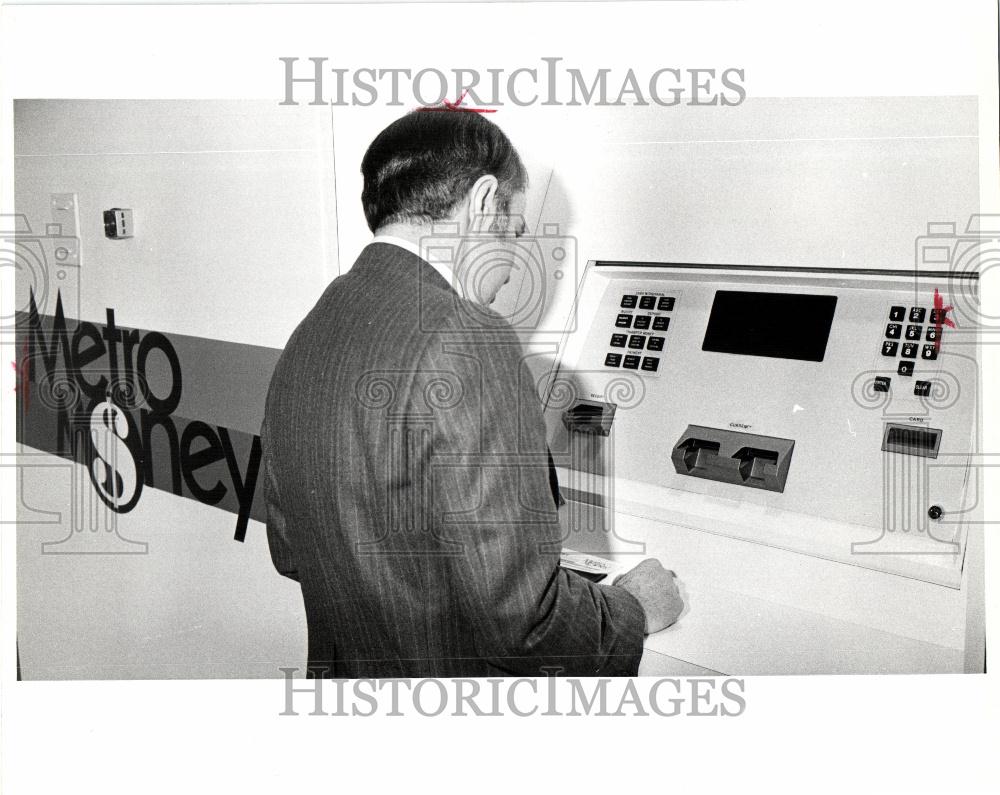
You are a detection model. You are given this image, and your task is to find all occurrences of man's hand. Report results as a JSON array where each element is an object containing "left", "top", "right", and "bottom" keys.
[{"left": 613, "top": 559, "right": 683, "bottom": 634}]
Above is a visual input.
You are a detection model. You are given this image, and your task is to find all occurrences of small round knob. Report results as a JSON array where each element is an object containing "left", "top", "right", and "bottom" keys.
[{"left": 928, "top": 505, "right": 943, "bottom": 520}]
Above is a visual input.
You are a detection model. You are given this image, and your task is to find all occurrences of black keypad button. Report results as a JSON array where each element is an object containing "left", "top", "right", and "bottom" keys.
[
  {"left": 881, "top": 341, "right": 899, "bottom": 357},
  {"left": 620, "top": 295, "right": 638, "bottom": 309},
  {"left": 901, "top": 343, "right": 918, "bottom": 359},
  {"left": 615, "top": 313, "right": 633, "bottom": 328},
  {"left": 610, "top": 333, "right": 627, "bottom": 347},
  {"left": 873, "top": 376, "right": 891, "bottom": 393},
  {"left": 652, "top": 316, "right": 670, "bottom": 331},
  {"left": 897, "top": 361, "right": 914, "bottom": 377},
  {"left": 657, "top": 296, "right": 675, "bottom": 311},
  {"left": 628, "top": 335, "right": 646, "bottom": 349},
  {"left": 914, "top": 380, "right": 932, "bottom": 397},
  {"left": 622, "top": 355, "right": 641, "bottom": 370},
  {"left": 641, "top": 357, "right": 660, "bottom": 372},
  {"left": 639, "top": 296, "right": 656, "bottom": 310},
  {"left": 633, "top": 315, "right": 651, "bottom": 330},
  {"left": 909, "top": 307, "right": 926, "bottom": 323},
  {"left": 889, "top": 306, "right": 906, "bottom": 322},
  {"left": 929, "top": 308, "right": 945, "bottom": 324},
  {"left": 604, "top": 353, "right": 622, "bottom": 367},
  {"left": 905, "top": 325, "right": 922, "bottom": 340},
  {"left": 925, "top": 327, "right": 939, "bottom": 342},
  {"left": 885, "top": 323, "right": 902, "bottom": 339},
  {"left": 921, "top": 344, "right": 938, "bottom": 361},
  {"left": 647, "top": 336, "right": 665, "bottom": 352}
]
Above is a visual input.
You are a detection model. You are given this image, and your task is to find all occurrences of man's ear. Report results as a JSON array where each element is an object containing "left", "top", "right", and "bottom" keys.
[{"left": 467, "top": 174, "right": 499, "bottom": 232}]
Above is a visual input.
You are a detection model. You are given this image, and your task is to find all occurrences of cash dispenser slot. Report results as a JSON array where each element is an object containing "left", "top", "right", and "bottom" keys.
[
  {"left": 671, "top": 425, "right": 795, "bottom": 493},
  {"left": 561, "top": 399, "right": 617, "bottom": 436}
]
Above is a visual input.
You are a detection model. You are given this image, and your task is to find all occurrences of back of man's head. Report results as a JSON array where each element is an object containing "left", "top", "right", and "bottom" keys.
[{"left": 361, "top": 109, "right": 527, "bottom": 233}]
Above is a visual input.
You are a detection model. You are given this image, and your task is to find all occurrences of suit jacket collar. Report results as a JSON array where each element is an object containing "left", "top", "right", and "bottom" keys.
[{"left": 367, "top": 237, "right": 466, "bottom": 299}]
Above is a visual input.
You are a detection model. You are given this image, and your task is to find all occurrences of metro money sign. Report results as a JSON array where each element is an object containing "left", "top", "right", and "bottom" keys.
[{"left": 17, "top": 291, "right": 263, "bottom": 542}]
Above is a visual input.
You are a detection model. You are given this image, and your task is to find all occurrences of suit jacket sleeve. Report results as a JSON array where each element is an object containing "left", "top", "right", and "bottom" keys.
[
  {"left": 261, "top": 416, "right": 300, "bottom": 582},
  {"left": 419, "top": 315, "right": 646, "bottom": 676}
]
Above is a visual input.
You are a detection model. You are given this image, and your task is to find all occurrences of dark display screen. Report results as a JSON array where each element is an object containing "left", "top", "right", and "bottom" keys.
[{"left": 702, "top": 291, "right": 838, "bottom": 362}]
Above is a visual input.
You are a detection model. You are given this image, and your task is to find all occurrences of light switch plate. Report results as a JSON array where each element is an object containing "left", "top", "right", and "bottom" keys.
[{"left": 49, "top": 193, "right": 80, "bottom": 266}]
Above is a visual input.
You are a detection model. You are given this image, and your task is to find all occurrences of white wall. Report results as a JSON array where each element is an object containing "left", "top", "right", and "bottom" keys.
[{"left": 14, "top": 100, "right": 337, "bottom": 349}]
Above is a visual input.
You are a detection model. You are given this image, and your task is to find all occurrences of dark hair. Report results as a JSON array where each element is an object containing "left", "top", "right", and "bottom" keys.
[{"left": 361, "top": 110, "right": 527, "bottom": 233}]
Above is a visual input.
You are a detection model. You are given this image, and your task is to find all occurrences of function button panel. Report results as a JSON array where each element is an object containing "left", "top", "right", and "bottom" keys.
[
  {"left": 606, "top": 290, "right": 677, "bottom": 374},
  {"left": 604, "top": 288, "right": 677, "bottom": 373}
]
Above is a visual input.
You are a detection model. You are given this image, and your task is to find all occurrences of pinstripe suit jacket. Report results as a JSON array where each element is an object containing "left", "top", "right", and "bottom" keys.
[{"left": 262, "top": 242, "right": 645, "bottom": 678}]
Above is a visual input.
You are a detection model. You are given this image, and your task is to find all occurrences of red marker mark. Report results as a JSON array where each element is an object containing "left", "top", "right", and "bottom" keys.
[
  {"left": 11, "top": 341, "right": 30, "bottom": 411},
  {"left": 933, "top": 288, "right": 956, "bottom": 352},
  {"left": 417, "top": 90, "right": 497, "bottom": 113}
]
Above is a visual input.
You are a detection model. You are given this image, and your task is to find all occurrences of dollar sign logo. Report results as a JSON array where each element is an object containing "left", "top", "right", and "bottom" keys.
[{"left": 88, "top": 398, "right": 142, "bottom": 513}]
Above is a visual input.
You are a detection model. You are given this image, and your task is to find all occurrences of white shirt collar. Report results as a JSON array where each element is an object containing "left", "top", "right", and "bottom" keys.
[{"left": 371, "top": 234, "right": 465, "bottom": 298}]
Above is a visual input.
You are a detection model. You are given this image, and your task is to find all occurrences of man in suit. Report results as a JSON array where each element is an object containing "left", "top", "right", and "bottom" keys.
[{"left": 262, "top": 108, "right": 682, "bottom": 678}]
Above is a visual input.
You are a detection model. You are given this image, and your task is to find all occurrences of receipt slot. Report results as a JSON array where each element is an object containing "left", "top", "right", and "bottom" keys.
[
  {"left": 545, "top": 261, "right": 984, "bottom": 675},
  {"left": 562, "top": 400, "right": 617, "bottom": 436}
]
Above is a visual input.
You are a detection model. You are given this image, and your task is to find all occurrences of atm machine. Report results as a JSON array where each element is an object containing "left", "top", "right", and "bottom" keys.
[{"left": 545, "top": 259, "right": 984, "bottom": 675}]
